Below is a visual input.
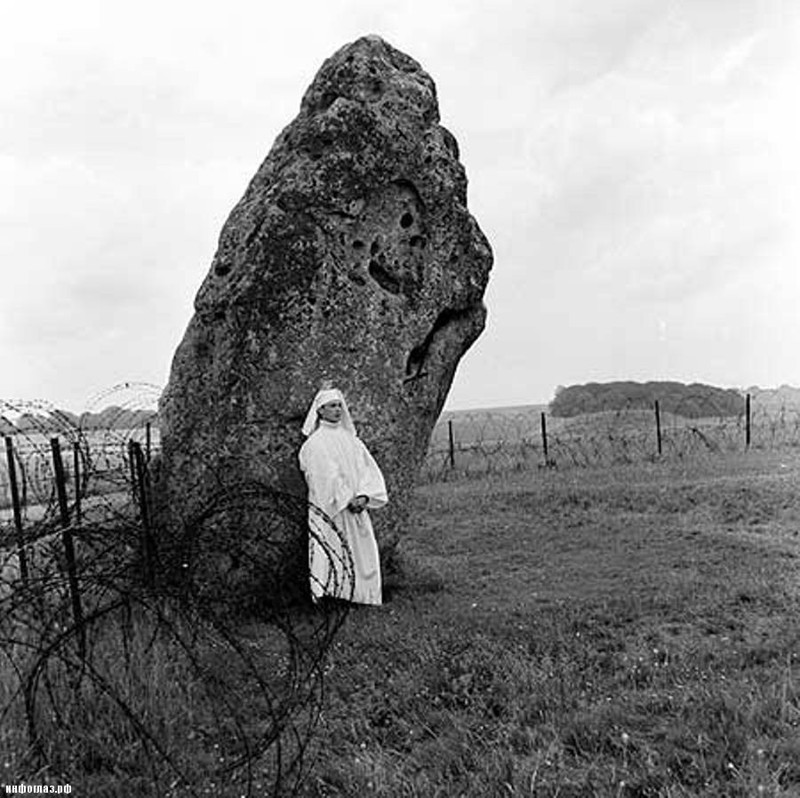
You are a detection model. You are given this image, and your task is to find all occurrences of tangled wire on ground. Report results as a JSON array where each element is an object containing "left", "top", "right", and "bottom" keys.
[{"left": 0, "top": 385, "right": 353, "bottom": 797}]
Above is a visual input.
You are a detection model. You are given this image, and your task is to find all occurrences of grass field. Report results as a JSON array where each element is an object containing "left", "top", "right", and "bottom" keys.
[
  {"left": 299, "top": 450, "right": 800, "bottom": 796},
  {"left": 3, "top": 449, "right": 800, "bottom": 796}
]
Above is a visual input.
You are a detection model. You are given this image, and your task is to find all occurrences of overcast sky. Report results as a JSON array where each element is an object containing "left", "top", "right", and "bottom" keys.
[{"left": 1, "top": 0, "right": 798, "bottom": 412}]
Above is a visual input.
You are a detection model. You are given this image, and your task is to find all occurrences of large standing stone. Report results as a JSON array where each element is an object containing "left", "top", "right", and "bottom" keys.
[{"left": 158, "top": 35, "right": 492, "bottom": 569}]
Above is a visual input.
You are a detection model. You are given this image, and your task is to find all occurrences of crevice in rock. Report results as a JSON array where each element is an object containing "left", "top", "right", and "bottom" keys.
[
  {"left": 304, "top": 131, "right": 336, "bottom": 161},
  {"left": 327, "top": 208, "right": 358, "bottom": 221},
  {"left": 368, "top": 260, "right": 401, "bottom": 294},
  {"left": 244, "top": 222, "right": 263, "bottom": 249},
  {"left": 441, "top": 127, "right": 460, "bottom": 160},
  {"left": 405, "top": 305, "right": 481, "bottom": 381},
  {"left": 392, "top": 178, "right": 425, "bottom": 210},
  {"left": 316, "top": 91, "right": 340, "bottom": 112},
  {"left": 348, "top": 267, "right": 367, "bottom": 286}
]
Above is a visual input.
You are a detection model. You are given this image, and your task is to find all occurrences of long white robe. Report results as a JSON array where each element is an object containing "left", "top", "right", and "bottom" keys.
[{"left": 298, "top": 420, "right": 387, "bottom": 605}]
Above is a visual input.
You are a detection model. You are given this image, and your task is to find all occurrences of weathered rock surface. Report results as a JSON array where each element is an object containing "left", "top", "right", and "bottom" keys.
[{"left": 158, "top": 35, "right": 492, "bottom": 566}]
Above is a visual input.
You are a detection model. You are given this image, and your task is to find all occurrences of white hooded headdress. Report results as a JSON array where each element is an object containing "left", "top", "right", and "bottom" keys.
[{"left": 301, "top": 388, "right": 357, "bottom": 437}]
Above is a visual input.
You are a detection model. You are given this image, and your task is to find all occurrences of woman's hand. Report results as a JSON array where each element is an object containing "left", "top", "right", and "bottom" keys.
[{"left": 348, "top": 495, "right": 369, "bottom": 513}]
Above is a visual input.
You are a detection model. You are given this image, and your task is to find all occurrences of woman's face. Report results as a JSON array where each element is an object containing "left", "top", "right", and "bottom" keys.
[{"left": 318, "top": 399, "right": 343, "bottom": 424}]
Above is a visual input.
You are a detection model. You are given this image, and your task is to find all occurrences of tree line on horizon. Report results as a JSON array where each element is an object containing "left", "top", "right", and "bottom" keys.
[
  {"left": 0, "top": 406, "right": 157, "bottom": 435},
  {"left": 549, "top": 381, "right": 745, "bottom": 419}
]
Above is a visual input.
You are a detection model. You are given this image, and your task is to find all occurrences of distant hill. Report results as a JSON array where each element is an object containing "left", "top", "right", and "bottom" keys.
[
  {"left": 74, "top": 406, "right": 157, "bottom": 430},
  {"left": 549, "top": 381, "right": 745, "bottom": 419},
  {"left": 0, "top": 406, "right": 157, "bottom": 435}
]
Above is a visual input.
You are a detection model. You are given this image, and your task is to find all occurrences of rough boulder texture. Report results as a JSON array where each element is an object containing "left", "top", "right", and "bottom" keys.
[{"left": 158, "top": 35, "right": 492, "bottom": 568}]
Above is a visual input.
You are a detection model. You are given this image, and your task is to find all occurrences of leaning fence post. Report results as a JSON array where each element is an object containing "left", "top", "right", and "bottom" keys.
[
  {"left": 51, "top": 438, "right": 71, "bottom": 525},
  {"left": 4, "top": 436, "right": 28, "bottom": 585},
  {"left": 540, "top": 412, "right": 550, "bottom": 465},
  {"left": 128, "top": 440, "right": 138, "bottom": 500},
  {"left": 448, "top": 419, "right": 455, "bottom": 469},
  {"left": 131, "top": 441, "right": 156, "bottom": 585},
  {"left": 655, "top": 400, "right": 662, "bottom": 456},
  {"left": 72, "top": 441, "right": 82, "bottom": 526},
  {"left": 50, "top": 437, "right": 86, "bottom": 661},
  {"left": 145, "top": 421, "right": 152, "bottom": 463},
  {"left": 745, "top": 393, "right": 752, "bottom": 450}
]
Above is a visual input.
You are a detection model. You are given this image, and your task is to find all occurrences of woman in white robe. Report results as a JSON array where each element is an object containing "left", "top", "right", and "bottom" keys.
[{"left": 298, "top": 388, "right": 388, "bottom": 605}]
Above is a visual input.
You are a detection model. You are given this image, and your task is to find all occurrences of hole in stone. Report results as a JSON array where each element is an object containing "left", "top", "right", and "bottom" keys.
[
  {"left": 370, "top": 240, "right": 380, "bottom": 255},
  {"left": 352, "top": 240, "right": 365, "bottom": 249},
  {"left": 348, "top": 268, "right": 367, "bottom": 286},
  {"left": 400, "top": 212, "right": 414, "bottom": 228},
  {"left": 368, "top": 260, "right": 401, "bottom": 294},
  {"left": 406, "top": 343, "right": 426, "bottom": 376},
  {"left": 317, "top": 91, "right": 339, "bottom": 112},
  {"left": 214, "top": 263, "right": 232, "bottom": 277},
  {"left": 409, "top": 235, "right": 426, "bottom": 248}
]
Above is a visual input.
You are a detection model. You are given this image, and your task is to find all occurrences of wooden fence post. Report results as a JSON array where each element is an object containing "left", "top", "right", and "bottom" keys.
[
  {"left": 540, "top": 412, "right": 550, "bottom": 465},
  {"left": 131, "top": 441, "right": 156, "bottom": 585},
  {"left": 745, "top": 393, "right": 751, "bottom": 449},
  {"left": 51, "top": 438, "right": 70, "bottom": 525},
  {"left": 655, "top": 400, "right": 662, "bottom": 456},
  {"left": 4, "top": 436, "right": 28, "bottom": 585},
  {"left": 72, "top": 442, "right": 82, "bottom": 526},
  {"left": 50, "top": 437, "right": 86, "bottom": 661},
  {"left": 145, "top": 421, "right": 152, "bottom": 463},
  {"left": 448, "top": 420, "right": 455, "bottom": 469},
  {"left": 128, "top": 440, "right": 138, "bottom": 497}
]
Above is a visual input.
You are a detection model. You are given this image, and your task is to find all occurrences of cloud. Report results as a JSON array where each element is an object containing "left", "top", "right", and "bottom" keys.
[{"left": 515, "top": 9, "right": 796, "bottom": 289}]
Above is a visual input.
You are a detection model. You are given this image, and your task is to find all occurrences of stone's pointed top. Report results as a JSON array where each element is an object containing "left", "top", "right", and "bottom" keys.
[
  {"left": 335, "top": 33, "right": 414, "bottom": 59},
  {"left": 353, "top": 34, "right": 391, "bottom": 47},
  {"left": 300, "top": 34, "right": 435, "bottom": 121},
  {"left": 339, "top": 33, "right": 425, "bottom": 73}
]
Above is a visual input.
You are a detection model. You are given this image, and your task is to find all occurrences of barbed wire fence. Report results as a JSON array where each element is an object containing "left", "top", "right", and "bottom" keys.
[
  {"left": 420, "top": 394, "right": 800, "bottom": 482},
  {"left": 0, "top": 383, "right": 354, "bottom": 797},
  {"left": 3, "top": 384, "right": 799, "bottom": 792}
]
